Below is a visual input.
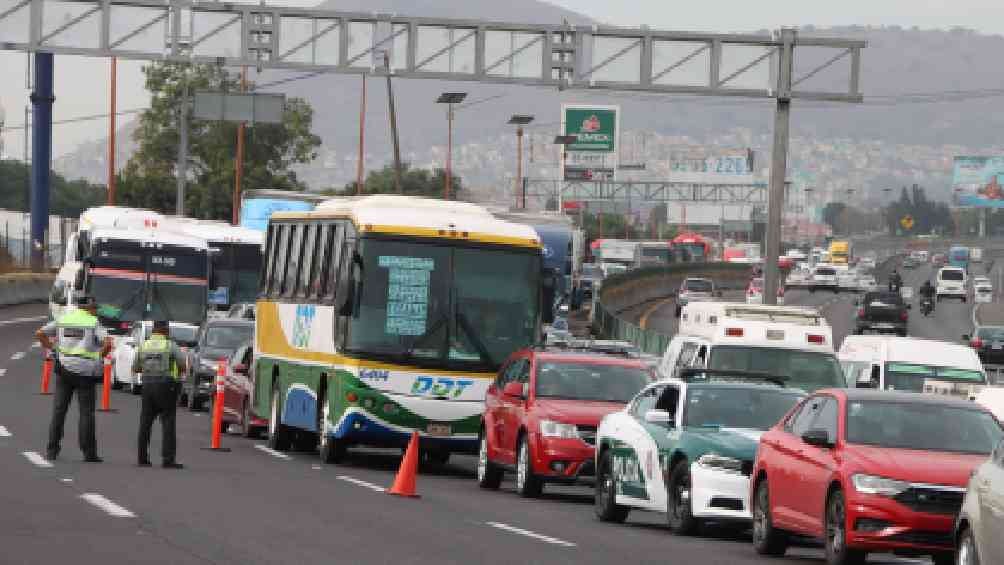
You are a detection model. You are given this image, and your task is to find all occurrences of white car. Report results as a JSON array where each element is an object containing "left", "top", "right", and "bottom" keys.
[
  {"left": 810, "top": 265, "right": 839, "bottom": 292},
  {"left": 954, "top": 435, "right": 1004, "bottom": 565},
  {"left": 974, "top": 277, "right": 994, "bottom": 304},
  {"left": 936, "top": 266, "right": 968, "bottom": 302},
  {"left": 857, "top": 275, "right": 879, "bottom": 293}
]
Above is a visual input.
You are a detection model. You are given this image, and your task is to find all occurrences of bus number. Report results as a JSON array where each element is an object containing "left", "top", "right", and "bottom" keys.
[
  {"left": 151, "top": 256, "right": 176, "bottom": 267},
  {"left": 410, "top": 376, "right": 475, "bottom": 399}
]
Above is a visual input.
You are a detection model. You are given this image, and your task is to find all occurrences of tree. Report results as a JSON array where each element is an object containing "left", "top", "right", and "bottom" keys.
[
  {"left": 821, "top": 202, "right": 848, "bottom": 233},
  {"left": 337, "top": 163, "right": 465, "bottom": 200},
  {"left": 117, "top": 62, "right": 322, "bottom": 220},
  {"left": 0, "top": 160, "right": 105, "bottom": 217}
]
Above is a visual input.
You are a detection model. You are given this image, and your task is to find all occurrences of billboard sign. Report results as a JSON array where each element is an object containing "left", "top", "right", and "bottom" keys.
[
  {"left": 562, "top": 104, "right": 619, "bottom": 182},
  {"left": 952, "top": 156, "right": 1004, "bottom": 208},
  {"left": 669, "top": 148, "right": 755, "bottom": 175}
]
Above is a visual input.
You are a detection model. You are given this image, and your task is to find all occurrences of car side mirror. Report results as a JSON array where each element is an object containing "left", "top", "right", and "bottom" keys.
[
  {"left": 644, "top": 409, "right": 674, "bottom": 425},
  {"left": 801, "top": 429, "right": 834, "bottom": 448},
  {"left": 233, "top": 363, "right": 248, "bottom": 375},
  {"left": 906, "top": 304, "right": 912, "bottom": 310},
  {"left": 503, "top": 381, "right": 525, "bottom": 399}
]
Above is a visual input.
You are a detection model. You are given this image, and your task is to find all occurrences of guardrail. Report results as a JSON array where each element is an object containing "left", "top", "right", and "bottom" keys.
[{"left": 0, "top": 273, "right": 55, "bottom": 307}]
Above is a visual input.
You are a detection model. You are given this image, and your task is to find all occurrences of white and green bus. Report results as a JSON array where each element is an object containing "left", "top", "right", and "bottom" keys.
[{"left": 255, "top": 195, "right": 543, "bottom": 463}]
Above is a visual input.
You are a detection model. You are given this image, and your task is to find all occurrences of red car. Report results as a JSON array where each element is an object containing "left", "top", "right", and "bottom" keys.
[
  {"left": 751, "top": 389, "right": 1002, "bottom": 565},
  {"left": 215, "top": 341, "right": 268, "bottom": 438},
  {"left": 477, "top": 348, "right": 652, "bottom": 497}
]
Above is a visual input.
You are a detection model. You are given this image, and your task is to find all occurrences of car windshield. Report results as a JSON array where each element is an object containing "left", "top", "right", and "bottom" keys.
[
  {"left": 883, "top": 362, "right": 988, "bottom": 391},
  {"left": 846, "top": 400, "right": 1002, "bottom": 454},
  {"left": 683, "top": 386, "right": 804, "bottom": 429},
  {"left": 535, "top": 362, "right": 650, "bottom": 403},
  {"left": 817, "top": 268, "right": 836, "bottom": 276},
  {"left": 941, "top": 270, "right": 965, "bottom": 281},
  {"left": 204, "top": 325, "right": 253, "bottom": 350},
  {"left": 684, "top": 279, "right": 712, "bottom": 292},
  {"left": 708, "top": 346, "right": 844, "bottom": 392},
  {"left": 976, "top": 327, "right": 1004, "bottom": 341},
  {"left": 864, "top": 292, "right": 902, "bottom": 305},
  {"left": 170, "top": 325, "right": 198, "bottom": 345}
]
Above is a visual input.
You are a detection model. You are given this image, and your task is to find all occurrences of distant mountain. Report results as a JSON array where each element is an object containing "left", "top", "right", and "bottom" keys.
[{"left": 51, "top": 9, "right": 1004, "bottom": 203}]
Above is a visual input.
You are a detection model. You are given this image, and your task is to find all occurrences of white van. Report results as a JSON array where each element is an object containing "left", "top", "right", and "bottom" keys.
[
  {"left": 971, "top": 247, "right": 984, "bottom": 263},
  {"left": 838, "top": 335, "right": 987, "bottom": 400},
  {"left": 660, "top": 302, "right": 846, "bottom": 392},
  {"left": 936, "top": 266, "right": 968, "bottom": 302}
]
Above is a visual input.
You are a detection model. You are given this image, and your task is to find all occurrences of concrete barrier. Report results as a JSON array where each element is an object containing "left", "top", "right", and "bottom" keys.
[{"left": 0, "top": 273, "right": 55, "bottom": 307}]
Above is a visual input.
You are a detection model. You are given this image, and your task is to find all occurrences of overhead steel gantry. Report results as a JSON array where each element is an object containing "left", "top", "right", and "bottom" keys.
[
  {"left": 0, "top": 0, "right": 864, "bottom": 292},
  {"left": 522, "top": 179, "right": 768, "bottom": 206}
]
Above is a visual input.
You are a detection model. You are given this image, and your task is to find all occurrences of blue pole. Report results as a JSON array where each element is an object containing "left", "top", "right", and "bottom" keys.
[{"left": 30, "top": 52, "right": 53, "bottom": 271}]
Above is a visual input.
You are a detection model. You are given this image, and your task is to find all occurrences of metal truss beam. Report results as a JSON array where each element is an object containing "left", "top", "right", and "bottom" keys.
[
  {"left": 0, "top": 0, "right": 864, "bottom": 102},
  {"left": 521, "top": 179, "right": 767, "bottom": 205}
]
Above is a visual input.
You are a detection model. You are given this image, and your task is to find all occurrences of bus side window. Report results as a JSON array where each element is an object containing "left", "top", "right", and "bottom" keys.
[
  {"left": 270, "top": 224, "right": 290, "bottom": 297},
  {"left": 261, "top": 224, "right": 277, "bottom": 296},
  {"left": 297, "top": 224, "right": 318, "bottom": 299},
  {"left": 283, "top": 225, "right": 304, "bottom": 298},
  {"left": 324, "top": 223, "right": 345, "bottom": 300},
  {"left": 310, "top": 225, "right": 332, "bottom": 299}
]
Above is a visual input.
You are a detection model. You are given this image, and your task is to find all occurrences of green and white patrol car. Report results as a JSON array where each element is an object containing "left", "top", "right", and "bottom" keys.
[{"left": 594, "top": 370, "right": 805, "bottom": 534}]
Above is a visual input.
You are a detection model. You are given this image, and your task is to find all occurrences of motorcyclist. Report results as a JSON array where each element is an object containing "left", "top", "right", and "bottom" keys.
[
  {"left": 888, "top": 269, "right": 903, "bottom": 292},
  {"left": 919, "top": 280, "right": 936, "bottom": 313}
]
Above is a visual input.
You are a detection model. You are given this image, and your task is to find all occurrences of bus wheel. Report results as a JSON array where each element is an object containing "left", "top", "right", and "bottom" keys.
[
  {"left": 318, "top": 387, "right": 346, "bottom": 464},
  {"left": 267, "top": 384, "right": 292, "bottom": 451}
]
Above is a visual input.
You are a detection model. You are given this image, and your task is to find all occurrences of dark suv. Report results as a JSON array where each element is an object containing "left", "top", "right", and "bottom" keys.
[
  {"left": 855, "top": 291, "right": 909, "bottom": 336},
  {"left": 184, "top": 319, "right": 254, "bottom": 411}
]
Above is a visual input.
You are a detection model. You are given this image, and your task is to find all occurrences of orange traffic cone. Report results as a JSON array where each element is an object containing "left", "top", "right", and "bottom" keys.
[{"left": 387, "top": 431, "right": 421, "bottom": 498}]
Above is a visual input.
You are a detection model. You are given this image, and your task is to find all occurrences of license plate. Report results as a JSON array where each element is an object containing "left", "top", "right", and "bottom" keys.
[
  {"left": 874, "top": 323, "right": 894, "bottom": 329},
  {"left": 426, "top": 424, "right": 451, "bottom": 437}
]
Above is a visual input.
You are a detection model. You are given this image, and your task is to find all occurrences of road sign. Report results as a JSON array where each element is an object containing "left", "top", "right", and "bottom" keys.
[
  {"left": 900, "top": 215, "right": 915, "bottom": 230},
  {"left": 562, "top": 104, "right": 619, "bottom": 182},
  {"left": 194, "top": 92, "right": 285, "bottom": 124}
]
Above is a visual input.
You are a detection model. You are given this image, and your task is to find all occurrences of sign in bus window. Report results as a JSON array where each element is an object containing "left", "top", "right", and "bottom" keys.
[{"left": 380, "top": 255, "right": 434, "bottom": 336}]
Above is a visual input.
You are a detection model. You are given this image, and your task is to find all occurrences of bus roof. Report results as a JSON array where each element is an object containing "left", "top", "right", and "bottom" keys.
[
  {"left": 89, "top": 226, "right": 209, "bottom": 250},
  {"left": 80, "top": 206, "right": 166, "bottom": 231},
  {"left": 168, "top": 218, "right": 265, "bottom": 245},
  {"left": 272, "top": 195, "right": 541, "bottom": 248},
  {"left": 241, "top": 189, "right": 329, "bottom": 203}
]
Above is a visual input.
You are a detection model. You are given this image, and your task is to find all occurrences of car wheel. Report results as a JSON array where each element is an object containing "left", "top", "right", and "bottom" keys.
[
  {"left": 956, "top": 526, "right": 980, "bottom": 565},
  {"left": 267, "top": 384, "right": 292, "bottom": 452},
  {"left": 241, "top": 399, "right": 258, "bottom": 439},
  {"left": 476, "top": 431, "right": 503, "bottom": 490},
  {"left": 515, "top": 434, "right": 543, "bottom": 498},
  {"left": 666, "top": 460, "right": 700, "bottom": 535},
  {"left": 752, "top": 479, "right": 788, "bottom": 557},
  {"left": 594, "top": 450, "right": 630, "bottom": 523},
  {"left": 825, "top": 489, "right": 866, "bottom": 565},
  {"left": 317, "top": 387, "right": 346, "bottom": 464}
]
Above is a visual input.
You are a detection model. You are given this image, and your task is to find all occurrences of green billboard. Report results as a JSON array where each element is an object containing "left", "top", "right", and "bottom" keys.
[{"left": 564, "top": 107, "right": 617, "bottom": 152}]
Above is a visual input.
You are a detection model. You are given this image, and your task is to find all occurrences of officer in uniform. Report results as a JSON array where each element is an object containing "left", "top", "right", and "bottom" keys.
[
  {"left": 133, "top": 320, "right": 187, "bottom": 469},
  {"left": 36, "top": 295, "right": 112, "bottom": 462}
]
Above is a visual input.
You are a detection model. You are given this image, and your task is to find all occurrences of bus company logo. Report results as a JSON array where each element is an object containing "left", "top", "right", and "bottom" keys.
[
  {"left": 580, "top": 115, "right": 601, "bottom": 133},
  {"left": 411, "top": 376, "right": 475, "bottom": 399},
  {"left": 292, "top": 304, "right": 316, "bottom": 348},
  {"left": 359, "top": 368, "right": 390, "bottom": 383},
  {"left": 542, "top": 245, "right": 554, "bottom": 258}
]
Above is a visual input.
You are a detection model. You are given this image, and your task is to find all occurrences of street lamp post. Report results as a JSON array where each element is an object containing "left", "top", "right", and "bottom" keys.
[
  {"left": 553, "top": 134, "right": 577, "bottom": 215},
  {"left": 508, "top": 114, "right": 534, "bottom": 209},
  {"left": 436, "top": 92, "right": 467, "bottom": 200},
  {"left": 803, "top": 187, "right": 814, "bottom": 244}
]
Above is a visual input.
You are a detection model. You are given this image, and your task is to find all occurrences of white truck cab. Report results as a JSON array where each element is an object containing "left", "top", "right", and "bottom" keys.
[
  {"left": 838, "top": 335, "right": 987, "bottom": 400},
  {"left": 660, "top": 302, "right": 845, "bottom": 392}
]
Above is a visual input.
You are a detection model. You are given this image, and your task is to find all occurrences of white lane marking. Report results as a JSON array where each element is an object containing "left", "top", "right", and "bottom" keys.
[
  {"left": 10, "top": 352, "right": 25, "bottom": 361},
  {"left": 0, "top": 315, "right": 47, "bottom": 327},
  {"left": 61, "top": 478, "right": 73, "bottom": 483},
  {"left": 0, "top": 369, "right": 6, "bottom": 377},
  {"left": 253, "top": 444, "right": 291, "bottom": 461},
  {"left": 311, "top": 465, "right": 321, "bottom": 470},
  {"left": 486, "top": 522, "right": 577, "bottom": 548},
  {"left": 80, "top": 493, "right": 136, "bottom": 518},
  {"left": 23, "top": 451, "right": 53, "bottom": 468},
  {"left": 0, "top": 426, "right": 11, "bottom": 437},
  {"left": 336, "top": 475, "right": 386, "bottom": 492}
]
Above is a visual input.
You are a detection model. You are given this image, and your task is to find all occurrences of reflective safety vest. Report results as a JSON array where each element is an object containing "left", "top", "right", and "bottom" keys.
[
  {"left": 55, "top": 309, "right": 101, "bottom": 361},
  {"left": 137, "top": 335, "right": 180, "bottom": 381}
]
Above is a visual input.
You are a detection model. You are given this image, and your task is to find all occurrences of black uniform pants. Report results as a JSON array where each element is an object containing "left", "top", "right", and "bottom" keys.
[
  {"left": 138, "top": 380, "right": 180, "bottom": 464},
  {"left": 46, "top": 365, "right": 97, "bottom": 458}
]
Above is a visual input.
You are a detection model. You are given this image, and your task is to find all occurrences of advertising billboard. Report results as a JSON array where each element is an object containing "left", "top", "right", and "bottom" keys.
[
  {"left": 669, "top": 148, "right": 755, "bottom": 175},
  {"left": 952, "top": 156, "right": 1004, "bottom": 208},
  {"left": 561, "top": 104, "right": 619, "bottom": 182}
]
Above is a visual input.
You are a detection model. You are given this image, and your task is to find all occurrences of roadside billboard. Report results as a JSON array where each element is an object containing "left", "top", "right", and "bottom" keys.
[
  {"left": 952, "top": 156, "right": 1004, "bottom": 208},
  {"left": 669, "top": 148, "right": 755, "bottom": 175},
  {"left": 561, "top": 104, "right": 619, "bottom": 182}
]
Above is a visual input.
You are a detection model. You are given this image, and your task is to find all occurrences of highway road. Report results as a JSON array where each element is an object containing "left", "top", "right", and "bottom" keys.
[{"left": 0, "top": 302, "right": 939, "bottom": 564}]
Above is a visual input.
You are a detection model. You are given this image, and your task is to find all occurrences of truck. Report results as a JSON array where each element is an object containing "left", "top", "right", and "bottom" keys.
[
  {"left": 596, "top": 239, "right": 639, "bottom": 276},
  {"left": 633, "top": 241, "right": 673, "bottom": 268},
  {"left": 829, "top": 240, "right": 851, "bottom": 265}
]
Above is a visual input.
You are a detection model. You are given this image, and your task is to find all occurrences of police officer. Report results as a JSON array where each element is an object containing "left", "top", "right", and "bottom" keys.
[
  {"left": 36, "top": 295, "right": 112, "bottom": 462},
  {"left": 133, "top": 320, "right": 187, "bottom": 469}
]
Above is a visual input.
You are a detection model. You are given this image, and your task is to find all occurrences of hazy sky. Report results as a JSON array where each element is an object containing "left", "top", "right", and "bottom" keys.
[{"left": 1, "top": 0, "right": 1002, "bottom": 161}]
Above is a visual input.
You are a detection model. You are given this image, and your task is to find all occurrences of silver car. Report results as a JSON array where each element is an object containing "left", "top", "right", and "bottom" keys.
[{"left": 956, "top": 438, "right": 1004, "bottom": 565}]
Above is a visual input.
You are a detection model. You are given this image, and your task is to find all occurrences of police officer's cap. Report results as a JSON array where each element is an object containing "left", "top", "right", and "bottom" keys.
[
  {"left": 153, "top": 320, "right": 170, "bottom": 332},
  {"left": 73, "top": 294, "right": 96, "bottom": 307}
]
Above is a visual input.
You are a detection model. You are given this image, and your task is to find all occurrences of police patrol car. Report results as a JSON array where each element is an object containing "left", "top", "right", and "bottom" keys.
[
  {"left": 657, "top": 302, "right": 846, "bottom": 393},
  {"left": 594, "top": 369, "right": 805, "bottom": 533}
]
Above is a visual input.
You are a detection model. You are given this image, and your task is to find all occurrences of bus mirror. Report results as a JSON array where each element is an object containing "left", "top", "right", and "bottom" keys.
[{"left": 73, "top": 269, "right": 85, "bottom": 291}]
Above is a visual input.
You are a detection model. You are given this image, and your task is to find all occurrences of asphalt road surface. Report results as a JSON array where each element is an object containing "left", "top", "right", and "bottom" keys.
[{"left": 0, "top": 302, "right": 940, "bottom": 564}]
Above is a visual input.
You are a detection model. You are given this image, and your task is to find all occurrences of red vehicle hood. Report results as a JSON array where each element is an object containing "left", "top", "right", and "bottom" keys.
[
  {"left": 533, "top": 398, "right": 625, "bottom": 426},
  {"left": 844, "top": 445, "right": 987, "bottom": 487}
]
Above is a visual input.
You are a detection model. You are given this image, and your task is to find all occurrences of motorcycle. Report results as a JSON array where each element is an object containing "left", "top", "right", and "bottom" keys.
[
  {"left": 920, "top": 297, "right": 934, "bottom": 317},
  {"left": 888, "top": 274, "right": 903, "bottom": 292}
]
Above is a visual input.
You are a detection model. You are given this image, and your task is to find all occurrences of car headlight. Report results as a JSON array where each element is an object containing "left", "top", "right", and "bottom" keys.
[
  {"left": 696, "top": 453, "right": 745, "bottom": 474},
  {"left": 851, "top": 474, "right": 910, "bottom": 496},
  {"left": 539, "top": 419, "right": 579, "bottom": 439}
]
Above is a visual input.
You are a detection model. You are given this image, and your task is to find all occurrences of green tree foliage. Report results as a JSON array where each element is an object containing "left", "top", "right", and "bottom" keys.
[
  {"left": 337, "top": 163, "right": 464, "bottom": 200},
  {"left": 117, "top": 62, "right": 321, "bottom": 220},
  {"left": 0, "top": 160, "right": 105, "bottom": 217}
]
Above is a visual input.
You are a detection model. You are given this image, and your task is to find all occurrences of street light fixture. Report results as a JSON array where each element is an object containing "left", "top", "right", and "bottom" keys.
[
  {"left": 436, "top": 92, "right": 467, "bottom": 200},
  {"left": 508, "top": 114, "right": 534, "bottom": 209}
]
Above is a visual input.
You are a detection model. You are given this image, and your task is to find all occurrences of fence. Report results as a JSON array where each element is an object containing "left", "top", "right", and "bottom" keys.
[{"left": 0, "top": 210, "right": 77, "bottom": 272}]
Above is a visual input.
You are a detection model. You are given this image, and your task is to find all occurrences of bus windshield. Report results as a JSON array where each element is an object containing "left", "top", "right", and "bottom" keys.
[
  {"left": 883, "top": 362, "right": 987, "bottom": 392},
  {"left": 210, "top": 243, "right": 262, "bottom": 305},
  {"left": 345, "top": 238, "right": 541, "bottom": 372},
  {"left": 676, "top": 243, "right": 706, "bottom": 261}
]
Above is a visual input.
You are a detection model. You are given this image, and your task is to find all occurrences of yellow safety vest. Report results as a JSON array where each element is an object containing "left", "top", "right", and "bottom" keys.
[
  {"left": 137, "top": 335, "right": 180, "bottom": 380},
  {"left": 55, "top": 309, "right": 101, "bottom": 360}
]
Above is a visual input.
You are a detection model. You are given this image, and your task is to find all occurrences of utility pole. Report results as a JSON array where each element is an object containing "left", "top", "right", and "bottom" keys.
[
  {"left": 107, "top": 56, "right": 117, "bottom": 205},
  {"left": 29, "top": 52, "right": 53, "bottom": 272},
  {"left": 446, "top": 104, "right": 453, "bottom": 200},
  {"left": 232, "top": 66, "right": 247, "bottom": 224},
  {"left": 384, "top": 53, "right": 402, "bottom": 193},
  {"left": 176, "top": 74, "right": 189, "bottom": 217},
  {"left": 356, "top": 74, "right": 367, "bottom": 194},
  {"left": 762, "top": 28, "right": 795, "bottom": 306}
]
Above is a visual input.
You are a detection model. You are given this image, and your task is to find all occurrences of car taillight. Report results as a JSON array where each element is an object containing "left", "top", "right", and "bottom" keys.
[
  {"left": 899, "top": 310, "right": 908, "bottom": 322},
  {"left": 807, "top": 334, "right": 825, "bottom": 344},
  {"left": 120, "top": 322, "right": 130, "bottom": 329},
  {"left": 971, "top": 338, "right": 984, "bottom": 349},
  {"left": 725, "top": 327, "right": 744, "bottom": 337},
  {"left": 857, "top": 308, "right": 865, "bottom": 318}
]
